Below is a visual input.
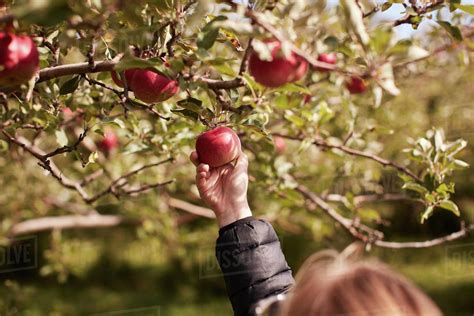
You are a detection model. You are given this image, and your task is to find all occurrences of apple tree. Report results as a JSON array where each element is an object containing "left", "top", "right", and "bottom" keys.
[{"left": 0, "top": 0, "right": 473, "bottom": 282}]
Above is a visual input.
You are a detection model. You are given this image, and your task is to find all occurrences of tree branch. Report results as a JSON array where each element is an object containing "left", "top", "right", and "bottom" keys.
[
  {"left": 8, "top": 197, "right": 214, "bottom": 236},
  {"left": 2, "top": 132, "right": 90, "bottom": 200},
  {"left": 323, "top": 193, "right": 419, "bottom": 206},
  {"left": 2, "top": 132, "right": 175, "bottom": 204},
  {"left": 85, "top": 158, "right": 174, "bottom": 204},
  {"left": 9, "top": 214, "right": 135, "bottom": 236},
  {"left": 294, "top": 179, "right": 473, "bottom": 249},
  {"left": 273, "top": 133, "right": 422, "bottom": 183},
  {"left": 393, "top": 0, "right": 444, "bottom": 26},
  {"left": 168, "top": 197, "right": 215, "bottom": 218},
  {"left": 239, "top": 38, "right": 253, "bottom": 75},
  {"left": 295, "top": 182, "right": 383, "bottom": 242},
  {"left": 373, "top": 225, "right": 474, "bottom": 248},
  {"left": 38, "top": 59, "right": 119, "bottom": 83}
]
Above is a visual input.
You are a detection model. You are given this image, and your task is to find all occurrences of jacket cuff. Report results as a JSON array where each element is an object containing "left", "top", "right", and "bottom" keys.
[{"left": 218, "top": 216, "right": 255, "bottom": 235}]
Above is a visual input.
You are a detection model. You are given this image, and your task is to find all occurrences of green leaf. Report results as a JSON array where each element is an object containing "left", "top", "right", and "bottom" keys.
[
  {"left": 436, "top": 183, "right": 454, "bottom": 195},
  {"left": 103, "top": 118, "right": 126, "bottom": 129},
  {"left": 439, "top": 200, "right": 460, "bottom": 216},
  {"left": 197, "top": 27, "right": 220, "bottom": 50},
  {"left": 197, "top": 16, "right": 227, "bottom": 50},
  {"left": 275, "top": 83, "right": 311, "bottom": 94},
  {"left": 87, "top": 152, "right": 98, "bottom": 165},
  {"left": 434, "top": 129, "right": 444, "bottom": 150},
  {"left": 402, "top": 182, "right": 428, "bottom": 194},
  {"left": 376, "top": 63, "right": 400, "bottom": 96},
  {"left": 453, "top": 159, "right": 469, "bottom": 169},
  {"left": 381, "top": 2, "right": 392, "bottom": 11},
  {"left": 55, "top": 129, "right": 69, "bottom": 147},
  {"left": 0, "top": 139, "right": 8, "bottom": 152},
  {"left": 114, "top": 57, "right": 155, "bottom": 73},
  {"left": 341, "top": 0, "right": 370, "bottom": 46},
  {"left": 454, "top": 4, "right": 474, "bottom": 14},
  {"left": 438, "top": 21, "right": 463, "bottom": 41},
  {"left": 421, "top": 205, "right": 434, "bottom": 223},
  {"left": 171, "top": 109, "right": 199, "bottom": 121},
  {"left": 284, "top": 112, "right": 305, "bottom": 127},
  {"left": 59, "top": 76, "right": 81, "bottom": 95},
  {"left": 177, "top": 97, "right": 203, "bottom": 113}
]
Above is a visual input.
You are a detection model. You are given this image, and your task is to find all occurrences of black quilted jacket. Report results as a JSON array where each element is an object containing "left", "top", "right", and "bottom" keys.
[{"left": 215, "top": 217, "right": 294, "bottom": 316}]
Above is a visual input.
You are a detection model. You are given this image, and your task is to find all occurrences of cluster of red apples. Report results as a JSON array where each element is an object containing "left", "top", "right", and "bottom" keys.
[
  {"left": 195, "top": 40, "right": 367, "bottom": 168},
  {"left": 248, "top": 39, "right": 367, "bottom": 94},
  {"left": 1, "top": 30, "right": 368, "bottom": 168}
]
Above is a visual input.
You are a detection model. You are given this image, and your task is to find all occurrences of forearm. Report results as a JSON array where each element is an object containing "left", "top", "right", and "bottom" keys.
[{"left": 216, "top": 217, "right": 294, "bottom": 316}]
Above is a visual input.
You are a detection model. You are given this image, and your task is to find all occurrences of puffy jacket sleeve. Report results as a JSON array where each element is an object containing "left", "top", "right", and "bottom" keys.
[{"left": 215, "top": 216, "right": 294, "bottom": 316}]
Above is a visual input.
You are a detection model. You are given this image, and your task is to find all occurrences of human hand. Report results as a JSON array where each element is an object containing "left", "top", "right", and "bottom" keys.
[{"left": 190, "top": 151, "right": 252, "bottom": 228}]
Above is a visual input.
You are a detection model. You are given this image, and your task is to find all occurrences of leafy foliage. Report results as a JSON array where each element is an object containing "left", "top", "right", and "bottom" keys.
[{"left": 0, "top": 0, "right": 473, "bottom": 287}]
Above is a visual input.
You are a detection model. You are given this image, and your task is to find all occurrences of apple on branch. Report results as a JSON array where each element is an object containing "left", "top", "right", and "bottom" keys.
[
  {"left": 111, "top": 69, "right": 137, "bottom": 89},
  {"left": 130, "top": 69, "right": 179, "bottom": 103},
  {"left": 248, "top": 40, "right": 308, "bottom": 88},
  {"left": 315, "top": 53, "right": 337, "bottom": 72},
  {"left": 346, "top": 76, "right": 367, "bottom": 94},
  {"left": 111, "top": 68, "right": 179, "bottom": 103},
  {"left": 0, "top": 32, "right": 39, "bottom": 88},
  {"left": 196, "top": 126, "right": 241, "bottom": 168},
  {"left": 273, "top": 136, "right": 287, "bottom": 154},
  {"left": 98, "top": 131, "right": 119, "bottom": 154}
]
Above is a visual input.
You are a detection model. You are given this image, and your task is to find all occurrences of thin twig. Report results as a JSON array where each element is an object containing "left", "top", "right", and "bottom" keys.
[
  {"left": 239, "top": 38, "right": 253, "bottom": 75},
  {"left": 273, "top": 133, "right": 422, "bottom": 183},
  {"left": 85, "top": 158, "right": 174, "bottom": 203}
]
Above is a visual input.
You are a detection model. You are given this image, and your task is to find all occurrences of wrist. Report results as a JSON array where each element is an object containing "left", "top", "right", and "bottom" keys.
[{"left": 215, "top": 204, "right": 252, "bottom": 228}]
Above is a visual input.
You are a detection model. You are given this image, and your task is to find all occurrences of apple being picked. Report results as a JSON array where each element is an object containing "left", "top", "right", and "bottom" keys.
[
  {"left": 196, "top": 126, "right": 241, "bottom": 168},
  {"left": 0, "top": 32, "right": 39, "bottom": 88},
  {"left": 315, "top": 53, "right": 337, "bottom": 72},
  {"left": 248, "top": 40, "right": 308, "bottom": 88},
  {"left": 346, "top": 76, "right": 367, "bottom": 94}
]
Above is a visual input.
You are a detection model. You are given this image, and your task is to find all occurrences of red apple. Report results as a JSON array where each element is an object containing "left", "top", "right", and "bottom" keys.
[
  {"left": 0, "top": 32, "right": 39, "bottom": 87},
  {"left": 346, "top": 76, "right": 367, "bottom": 94},
  {"left": 61, "top": 107, "right": 83, "bottom": 124},
  {"left": 128, "top": 69, "right": 179, "bottom": 103},
  {"left": 274, "top": 136, "right": 286, "bottom": 154},
  {"left": 248, "top": 40, "right": 308, "bottom": 88},
  {"left": 111, "top": 69, "right": 137, "bottom": 88},
  {"left": 315, "top": 53, "right": 337, "bottom": 72},
  {"left": 303, "top": 94, "right": 312, "bottom": 104},
  {"left": 61, "top": 107, "right": 74, "bottom": 117},
  {"left": 99, "top": 131, "right": 119, "bottom": 153},
  {"left": 196, "top": 126, "right": 241, "bottom": 168}
]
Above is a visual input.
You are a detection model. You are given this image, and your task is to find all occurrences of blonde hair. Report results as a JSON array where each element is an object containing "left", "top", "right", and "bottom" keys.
[{"left": 280, "top": 244, "right": 442, "bottom": 316}]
